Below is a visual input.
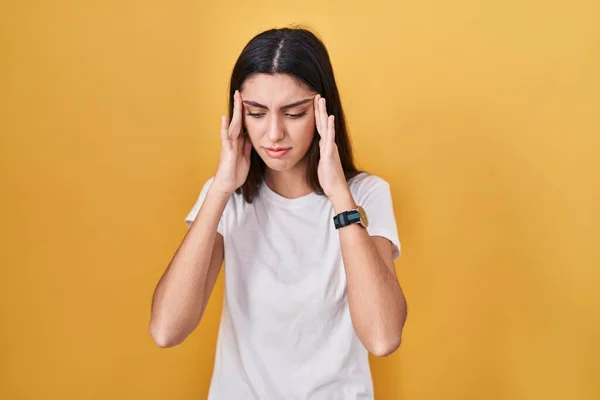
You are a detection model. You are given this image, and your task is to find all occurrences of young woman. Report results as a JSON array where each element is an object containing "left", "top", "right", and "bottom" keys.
[{"left": 150, "top": 27, "right": 407, "bottom": 399}]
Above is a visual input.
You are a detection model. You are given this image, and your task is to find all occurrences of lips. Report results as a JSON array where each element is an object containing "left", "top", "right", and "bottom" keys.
[{"left": 264, "top": 147, "right": 291, "bottom": 158}]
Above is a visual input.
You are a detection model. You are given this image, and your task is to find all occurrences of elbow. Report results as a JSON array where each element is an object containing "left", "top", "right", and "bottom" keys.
[
  {"left": 149, "top": 320, "right": 184, "bottom": 349},
  {"left": 368, "top": 335, "right": 402, "bottom": 357}
]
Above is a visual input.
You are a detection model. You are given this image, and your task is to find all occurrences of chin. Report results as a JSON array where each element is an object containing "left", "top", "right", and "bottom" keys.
[
  {"left": 263, "top": 159, "right": 295, "bottom": 172},
  {"left": 257, "top": 151, "right": 299, "bottom": 172}
]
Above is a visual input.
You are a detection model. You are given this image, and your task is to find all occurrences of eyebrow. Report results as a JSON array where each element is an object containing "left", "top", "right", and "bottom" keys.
[{"left": 242, "top": 98, "right": 314, "bottom": 111}]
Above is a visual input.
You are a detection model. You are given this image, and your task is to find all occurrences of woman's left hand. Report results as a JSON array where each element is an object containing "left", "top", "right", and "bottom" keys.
[{"left": 314, "top": 95, "right": 351, "bottom": 200}]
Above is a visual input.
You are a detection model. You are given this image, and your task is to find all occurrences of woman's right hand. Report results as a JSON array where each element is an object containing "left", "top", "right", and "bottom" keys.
[{"left": 212, "top": 90, "right": 252, "bottom": 196}]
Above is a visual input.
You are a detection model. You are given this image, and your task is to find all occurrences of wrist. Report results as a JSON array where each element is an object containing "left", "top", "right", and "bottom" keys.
[
  {"left": 329, "top": 188, "right": 357, "bottom": 214},
  {"left": 207, "top": 184, "right": 234, "bottom": 202}
]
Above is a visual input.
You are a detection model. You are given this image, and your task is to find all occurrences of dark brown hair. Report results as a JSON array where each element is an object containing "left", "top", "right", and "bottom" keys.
[{"left": 229, "top": 27, "right": 360, "bottom": 202}]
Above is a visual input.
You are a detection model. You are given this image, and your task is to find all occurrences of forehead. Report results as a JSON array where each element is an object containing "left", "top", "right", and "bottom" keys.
[{"left": 241, "top": 73, "right": 314, "bottom": 104}]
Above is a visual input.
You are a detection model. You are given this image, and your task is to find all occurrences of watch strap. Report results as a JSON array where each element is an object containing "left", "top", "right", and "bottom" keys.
[{"left": 333, "top": 209, "right": 362, "bottom": 229}]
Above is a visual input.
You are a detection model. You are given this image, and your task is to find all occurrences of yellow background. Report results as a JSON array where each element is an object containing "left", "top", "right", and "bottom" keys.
[{"left": 1, "top": 0, "right": 598, "bottom": 399}]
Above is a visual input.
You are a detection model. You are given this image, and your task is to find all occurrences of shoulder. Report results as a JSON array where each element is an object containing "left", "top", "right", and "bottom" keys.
[
  {"left": 348, "top": 172, "right": 391, "bottom": 195},
  {"left": 185, "top": 176, "right": 247, "bottom": 229}
]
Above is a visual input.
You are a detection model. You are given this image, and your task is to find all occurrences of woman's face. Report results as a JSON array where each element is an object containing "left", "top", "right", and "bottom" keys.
[{"left": 240, "top": 73, "right": 317, "bottom": 172}]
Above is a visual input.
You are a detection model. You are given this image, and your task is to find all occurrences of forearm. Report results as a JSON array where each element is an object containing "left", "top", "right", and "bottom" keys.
[
  {"left": 149, "top": 188, "right": 229, "bottom": 347},
  {"left": 331, "top": 191, "right": 407, "bottom": 356}
]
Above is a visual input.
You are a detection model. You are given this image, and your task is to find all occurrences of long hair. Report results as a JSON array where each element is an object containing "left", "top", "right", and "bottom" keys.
[{"left": 229, "top": 27, "right": 360, "bottom": 202}]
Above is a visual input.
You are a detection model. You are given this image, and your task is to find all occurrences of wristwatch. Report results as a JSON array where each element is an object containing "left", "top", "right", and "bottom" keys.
[{"left": 333, "top": 205, "right": 369, "bottom": 229}]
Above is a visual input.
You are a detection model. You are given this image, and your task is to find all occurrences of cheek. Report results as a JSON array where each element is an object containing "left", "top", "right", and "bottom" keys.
[
  {"left": 243, "top": 116, "right": 263, "bottom": 144},
  {"left": 288, "top": 118, "right": 316, "bottom": 147}
]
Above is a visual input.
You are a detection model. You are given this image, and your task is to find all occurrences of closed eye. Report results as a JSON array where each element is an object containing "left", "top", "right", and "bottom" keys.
[
  {"left": 286, "top": 111, "right": 307, "bottom": 119},
  {"left": 247, "top": 111, "right": 307, "bottom": 119},
  {"left": 246, "top": 112, "right": 265, "bottom": 118}
]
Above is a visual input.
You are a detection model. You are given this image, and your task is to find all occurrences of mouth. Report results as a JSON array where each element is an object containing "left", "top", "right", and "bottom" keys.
[{"left": 264, "top": 147, "right": 291, "bottom": 158}]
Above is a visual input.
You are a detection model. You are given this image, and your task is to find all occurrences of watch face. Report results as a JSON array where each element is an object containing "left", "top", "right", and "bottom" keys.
[{"left": 357, "top": 205, "right": 369, "bottom": 228}]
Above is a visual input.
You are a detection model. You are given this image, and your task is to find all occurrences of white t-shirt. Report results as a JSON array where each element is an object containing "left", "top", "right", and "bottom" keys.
[{"left": 185, "top": 172, "right": 401, "bottom": 400}]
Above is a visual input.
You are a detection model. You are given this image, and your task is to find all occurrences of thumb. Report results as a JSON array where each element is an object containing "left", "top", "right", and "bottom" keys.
[{"left": 220, "top": 115, "right": 232, "bottom": 151}]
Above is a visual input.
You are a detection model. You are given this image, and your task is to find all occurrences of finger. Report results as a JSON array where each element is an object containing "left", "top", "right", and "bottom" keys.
[
  {"left": 319, "top": 98, "right": 329, "bottom": 139},
  {"left": 314, "top": 94, "right": 323, "bottom": 137},
  {"left": 221, "top": 115, "right": 229, "bottom": 140},
  {"left": 229, "top": 90, "right": 243, "bottom": 139},
  {"left": 322, "top": 115, "right": 332, "bottom": 153},
  {"left": 328, "top": 115, "right": 335, "bottom": 145},
  {"left": 237, "top": 132, "right": 245, "bottom": 152}
]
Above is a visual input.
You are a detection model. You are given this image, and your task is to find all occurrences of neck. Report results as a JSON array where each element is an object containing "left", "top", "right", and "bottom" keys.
[{"left": 264, "top": 162, "right": 312, "bottom": 199}]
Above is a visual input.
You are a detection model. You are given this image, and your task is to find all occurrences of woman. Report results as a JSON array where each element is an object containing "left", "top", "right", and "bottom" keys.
[{"left": 150, "top": 27, "right": 407, "bottom": 399}]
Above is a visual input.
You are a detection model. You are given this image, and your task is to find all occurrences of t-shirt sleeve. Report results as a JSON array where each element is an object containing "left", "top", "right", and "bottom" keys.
[
  {"left": 184, "top": 177, "right": 225, "bottom": 235},
  {"left": 358, "top": 177, "right": 402, "bottom": 260}
]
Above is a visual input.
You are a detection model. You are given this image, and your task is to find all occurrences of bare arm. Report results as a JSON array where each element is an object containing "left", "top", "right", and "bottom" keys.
[
  {"left": 149, "top": 188, "right": 228, "bottom": 348},
  {"left": 331, "top": 191, "right": 407, "bottom": 357},
  {"left": 312, "top": 94, "right": 406, "bottom": 357},
  {"left": 149, "top": 90, "right": 251, "bottom": 348}
]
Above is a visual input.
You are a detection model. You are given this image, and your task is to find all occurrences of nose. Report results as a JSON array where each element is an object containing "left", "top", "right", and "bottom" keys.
[{"left": 266, "top": 114, "right": 285, "bottom": 143}]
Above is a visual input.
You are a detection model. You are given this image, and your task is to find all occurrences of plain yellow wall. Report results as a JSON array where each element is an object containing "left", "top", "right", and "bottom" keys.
[{"left": 1, "top": 1, "right": 598, "bottom": 399}]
